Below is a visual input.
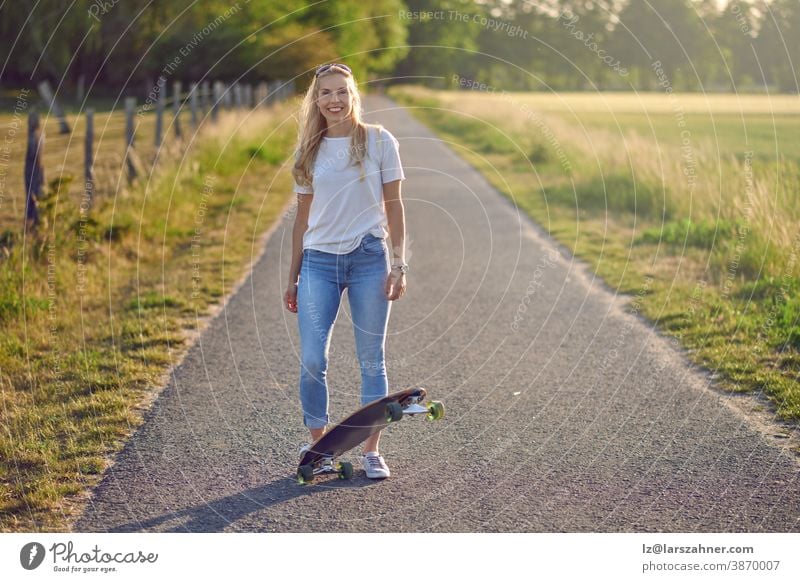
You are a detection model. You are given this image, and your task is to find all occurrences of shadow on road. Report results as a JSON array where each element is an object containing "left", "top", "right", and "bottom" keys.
[{"left": 101, "top": 475, "right": 382, "bottom": 532}]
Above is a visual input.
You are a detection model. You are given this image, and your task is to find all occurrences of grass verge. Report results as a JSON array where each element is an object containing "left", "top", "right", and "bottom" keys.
[
  {"left": 0, "top": 103, "right": 297, "bottom": 531},
  {"left": 388, "top": 86, "right": 800, "bottom": 432}
]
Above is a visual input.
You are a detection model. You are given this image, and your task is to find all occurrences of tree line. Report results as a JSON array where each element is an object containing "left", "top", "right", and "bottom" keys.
[
  {"left": 400, "top": 0, "right": 800, "bottom": 92},
  {"left": 1, "top": 0, "right": 797, "bottom": 96}
]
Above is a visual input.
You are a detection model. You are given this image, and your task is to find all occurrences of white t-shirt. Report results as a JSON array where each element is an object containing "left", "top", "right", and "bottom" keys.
[{"left": 293, "top": 125, "right": 406, "bottom": 254}]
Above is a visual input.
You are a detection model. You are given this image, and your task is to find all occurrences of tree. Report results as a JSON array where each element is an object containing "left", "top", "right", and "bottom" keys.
[
  {"left": 392, "top": 0, "right": 483, "bottom": 88},
  {"left": 610, "top": 0, "right": 712, "bottom": 90},
  {"left": 753, "top": 0, "right": 800, "bottom": 92},
  {"left": 297, "top": 0, "right": 409, "bottom": 86},
  {"left": 706, "top": 0, "right": 760, "bottom": 90},
  {"left": 549, "top": 0, "right": 622, "bottom": 90}
]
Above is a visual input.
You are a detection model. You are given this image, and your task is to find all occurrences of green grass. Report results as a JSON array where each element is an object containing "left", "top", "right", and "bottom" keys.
[
  {"left": 0, "top": 103, "right": 297, "bottom": 531},
  {"left": 389, "top": 86, "right": 800, "bottom": 425},
  {"left": 637, "top": 218, "right": 740, "bottom": 248},
  {"left": 567, "top": 112, "right": 800, "bottom": 163}
]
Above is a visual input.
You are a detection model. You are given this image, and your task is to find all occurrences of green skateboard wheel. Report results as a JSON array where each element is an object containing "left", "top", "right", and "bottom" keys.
[
  {"left": 426, "top": 400, "right": 445, "bottom": 421},
  {"left": 385, "top": 402, "right": 403, "bottom": 422},
  {"left": 297, "top": 464, "right": 314, "bottom": 485},
  {"left": 338, "top": 461, "right": 353, "bottom": 480}
]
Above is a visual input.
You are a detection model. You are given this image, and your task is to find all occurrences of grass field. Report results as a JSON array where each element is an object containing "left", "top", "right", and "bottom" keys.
[
  {"left": 388, "top": 85, "right": 800, "bottom": 429},
  {"left": 0, "top": 101, "right": 297, "bottom": 531}
]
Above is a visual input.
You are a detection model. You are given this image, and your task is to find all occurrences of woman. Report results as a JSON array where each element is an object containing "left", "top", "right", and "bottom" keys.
[{"left": 284, "top": 63, "right": 408, "bottom": 479}]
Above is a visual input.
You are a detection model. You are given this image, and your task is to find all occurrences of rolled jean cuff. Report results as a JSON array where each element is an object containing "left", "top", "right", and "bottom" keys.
[
  {"left": 304, "top": 413, "right": 329, "bottom": 430},
  {"left": 361, "top": 389, "right": 388, "bottom": 408}
]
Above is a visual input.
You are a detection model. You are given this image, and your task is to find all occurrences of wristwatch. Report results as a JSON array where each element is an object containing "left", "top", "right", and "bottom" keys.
[{"left": 391, "top": 262, "right": 409, "bottom": 275}]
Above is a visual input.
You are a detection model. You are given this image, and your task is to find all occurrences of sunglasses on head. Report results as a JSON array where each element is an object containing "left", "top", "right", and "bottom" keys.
[{"left": 315, "top": 63, "right": 351, "bottom": 77}]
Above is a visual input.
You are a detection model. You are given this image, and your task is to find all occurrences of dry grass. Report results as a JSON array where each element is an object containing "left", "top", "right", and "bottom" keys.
[
  {"left": 390, "top": 85, "right": 800, "bottom": 424},
  {"left": 0, "top": 99, "right": 298, "bottom": 531}
]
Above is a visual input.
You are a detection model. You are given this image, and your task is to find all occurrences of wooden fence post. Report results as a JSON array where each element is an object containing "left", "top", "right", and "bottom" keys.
[
  {"left": 173, "top": 80, "right": 182, "bottom": 139},
  {"left": 201, "top": 80, "right": 210, "bottom": 114},
  {"left": 265, "top": 81, "right": 274, "bottom": 106},
  {"left": 234, "top": 82, "right": 242, "bottom": 109},
  {"left": 124, "top": 97, "right": 138, "bottom": 183},
  {"left": 155, "top": 76, "right": 165, "bottom": 148},
  {"left": 84, "top": 109, "right": 94, "bottom": 209},
  {"left": 190, "top": 82, "right": 199, "bottom": 128},
  {"left": 212, "top": 81, "right": 222, "bottom": 122},
  {"left": 37, "top": 80, "right": 71, "bottom": 134},
  {"left": 24, "top": 110, "right": 44, "bottom": 229},
  {"left": 223, "top": 83, "right": 232, "bottom": 109}
]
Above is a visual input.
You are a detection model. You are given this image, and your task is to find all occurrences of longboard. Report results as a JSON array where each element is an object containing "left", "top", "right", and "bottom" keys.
[{"left": 296, "top": 387, "right": 444, "bottom": 484}]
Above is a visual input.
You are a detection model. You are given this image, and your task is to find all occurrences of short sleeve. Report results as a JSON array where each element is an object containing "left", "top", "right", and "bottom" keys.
[
  {"left": 293, "top": 180, "right": 313, "bottom": 195},
  {"left": 292, "top": 148, "right": 313, "bottom": 194},
  {"left": 379, "top": 128, "right": 405, "bottom": 183}
]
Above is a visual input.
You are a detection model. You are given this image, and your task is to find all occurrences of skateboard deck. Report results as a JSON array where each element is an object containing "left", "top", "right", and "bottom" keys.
[{"left": 296, "top": 387, "right": 444, "bottom": 484}]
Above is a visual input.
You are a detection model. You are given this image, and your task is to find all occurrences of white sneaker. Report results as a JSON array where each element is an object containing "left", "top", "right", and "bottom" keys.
[{"left": 362, "top": 452, "right": 390, "bottom": 479}]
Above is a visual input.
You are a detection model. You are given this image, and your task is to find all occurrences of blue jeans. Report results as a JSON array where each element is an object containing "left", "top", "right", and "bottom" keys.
[{"left": 297, "top": 233, "right": 392, "bottom": 429}]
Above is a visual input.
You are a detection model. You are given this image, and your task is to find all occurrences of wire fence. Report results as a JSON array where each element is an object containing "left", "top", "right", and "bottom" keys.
[{"left": 0, "top": 77, "right": 296, "bottom": 245}]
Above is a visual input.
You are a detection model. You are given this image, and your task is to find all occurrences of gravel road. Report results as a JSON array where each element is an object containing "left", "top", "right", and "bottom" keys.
[{"left": 75, "top": 95, "right": 800, "bottom": 532}]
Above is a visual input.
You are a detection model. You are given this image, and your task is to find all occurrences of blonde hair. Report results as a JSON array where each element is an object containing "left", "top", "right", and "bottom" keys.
[{"left": 292, "top": 64, "right": 381, "bottom": 190}]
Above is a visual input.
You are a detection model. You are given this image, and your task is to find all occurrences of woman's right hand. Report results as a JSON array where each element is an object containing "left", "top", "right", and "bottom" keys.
[{"left": 284, "top": 283, "right": 298, "bottom": 313}]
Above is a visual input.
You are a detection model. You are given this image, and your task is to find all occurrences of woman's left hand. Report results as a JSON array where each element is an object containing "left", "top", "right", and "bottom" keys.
[{"left": 385, "top": 270, "right": 406, "bottom": 301}]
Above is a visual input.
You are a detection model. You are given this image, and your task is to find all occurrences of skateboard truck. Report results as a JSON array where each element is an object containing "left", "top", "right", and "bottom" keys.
[
  {"left": 402, "top": 402, "right": 428, "bottom": 415},
  {"left": 298, "top": 458, "right": 353, "bottom": 483},
  {"left": 385, "top": 395, "right": 445, "bottom": 423}
]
